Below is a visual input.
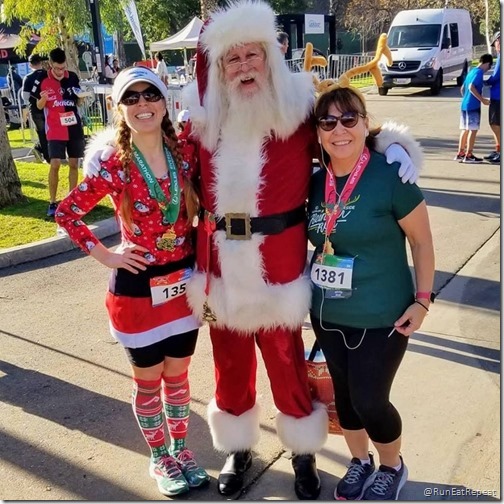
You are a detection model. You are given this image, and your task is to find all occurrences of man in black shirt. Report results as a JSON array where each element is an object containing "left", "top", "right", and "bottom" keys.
[{"left": 22, "top": 54, "right": 49, "bottom": 162}]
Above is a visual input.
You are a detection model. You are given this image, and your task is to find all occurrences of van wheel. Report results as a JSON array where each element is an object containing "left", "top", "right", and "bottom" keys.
[
  {"left": 456, "top": 62, "right": 468, "bottom": 86},
  {"left": 378, "top": 87, "right": 389, "bottom": 96},
  {"left": 431, "top": 70, "right": 443, "bottom": 95}
]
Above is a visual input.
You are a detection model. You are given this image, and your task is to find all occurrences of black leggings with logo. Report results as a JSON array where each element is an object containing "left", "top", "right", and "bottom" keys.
[{"left": 310, "top": 314, "right": 408, "bottom": 444}]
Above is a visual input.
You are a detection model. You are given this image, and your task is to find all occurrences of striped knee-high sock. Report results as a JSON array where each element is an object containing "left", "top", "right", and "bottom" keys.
[
  {"left": 163, "top": 372, "right": 190, "bottom": 455},
  {"left": 132, "top": 377, "right": 169, "bottom": 460}
]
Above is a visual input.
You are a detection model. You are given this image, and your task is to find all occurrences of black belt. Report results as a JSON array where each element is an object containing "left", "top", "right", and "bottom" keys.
[{"left": 200, "top": 204, "right": 306, "bottom": 240}]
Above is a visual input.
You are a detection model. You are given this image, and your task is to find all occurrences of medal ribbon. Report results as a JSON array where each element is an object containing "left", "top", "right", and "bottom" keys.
[
  {"left": 133, "top": 143, "right": 180, "bottom": 224},
  {"left": 324, "top": 146, "right": 370, "bottom": 244}
]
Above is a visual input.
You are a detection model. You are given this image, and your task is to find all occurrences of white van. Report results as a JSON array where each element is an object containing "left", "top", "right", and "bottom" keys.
[{"left": 378, "top": 8, "right": 473, "bottom": 95}]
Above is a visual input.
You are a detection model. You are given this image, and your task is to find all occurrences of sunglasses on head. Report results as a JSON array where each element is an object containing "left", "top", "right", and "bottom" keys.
[
  {"left": 120, "top": 86, "right": 163, "bottom": 106},
  {"left": 317, "top": 111, "right": 365, "bottom": 131}
]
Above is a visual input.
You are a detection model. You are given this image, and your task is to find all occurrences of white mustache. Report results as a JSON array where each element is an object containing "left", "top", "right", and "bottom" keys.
[{"left": 228, "top": 71, "right": 260, "bottom": 91}]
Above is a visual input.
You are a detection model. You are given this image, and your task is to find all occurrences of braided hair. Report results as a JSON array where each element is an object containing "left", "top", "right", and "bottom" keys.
[{"left": 114, "top": 110, "right": 199, "bottom": 230}]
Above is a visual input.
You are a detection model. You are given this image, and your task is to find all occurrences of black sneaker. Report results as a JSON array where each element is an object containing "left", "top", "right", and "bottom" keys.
[
  {"left": 362, "top": 456, "right": 408, "bottom": 500},
  {"left": 47, "top": 202, "right": 58, "bottom": 218},
  {"left": 335, "top": 453, "right": 375, "bottom": 500},
  {"left": 489, "top": 152, "right": 500, "bottom": 164},
  {"left": 484, "top": 150, "right": 499, "bottom": 160},
  {"left": 462, "top": 153, "right": 483, "bottom": 164}
]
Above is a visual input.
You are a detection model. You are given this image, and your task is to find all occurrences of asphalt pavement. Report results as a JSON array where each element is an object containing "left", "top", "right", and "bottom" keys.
[{"left": 0, "top": 84, "right": 500, "bottom": 501}]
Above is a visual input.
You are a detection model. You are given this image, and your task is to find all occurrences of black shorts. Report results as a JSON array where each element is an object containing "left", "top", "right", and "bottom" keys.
[
  {"left": 124, "top": 328, "right": 199, "bottom": 368},
  {"left": 489, "top": 100, "right": 500, "bottom": 126},
  {"left": 48, "top": 138, "right": 85, "bottom": 160}
]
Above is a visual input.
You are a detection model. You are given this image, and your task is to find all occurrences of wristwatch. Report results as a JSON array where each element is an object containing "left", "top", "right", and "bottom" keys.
[{"left": 416, "top": 291, "right": 436, "bottom": 302}]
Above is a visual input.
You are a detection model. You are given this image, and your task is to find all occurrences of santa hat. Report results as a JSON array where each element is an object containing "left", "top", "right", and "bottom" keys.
[{"left": 185, "top": 0, "right": 314, "bottom": 150}]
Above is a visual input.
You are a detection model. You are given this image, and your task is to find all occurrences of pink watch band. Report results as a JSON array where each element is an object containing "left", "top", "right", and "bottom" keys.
[{"left": 416, "top": 291, "right": 431, "bottom": 300}]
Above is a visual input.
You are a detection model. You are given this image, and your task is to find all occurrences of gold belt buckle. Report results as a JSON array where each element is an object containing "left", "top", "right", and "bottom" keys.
[{"left": 225, "top": 213, "right": 251, "bottom": 240}]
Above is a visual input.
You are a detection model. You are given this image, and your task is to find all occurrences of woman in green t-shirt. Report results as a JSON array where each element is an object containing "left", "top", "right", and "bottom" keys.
[{"left": 307, "top": 85, "right": 435, "bottom": 501}]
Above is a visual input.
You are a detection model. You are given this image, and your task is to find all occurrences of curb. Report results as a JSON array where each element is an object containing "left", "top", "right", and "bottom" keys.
[{"left": 0, "top": 217, "right": 119, "bottom": 270}]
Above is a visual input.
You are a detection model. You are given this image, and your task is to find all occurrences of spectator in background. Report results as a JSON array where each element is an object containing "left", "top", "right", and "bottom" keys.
[
  {"left": 104, "top": 55, "right": 118, "bottom": 84},
  {"left": 22, "top": 54, "right": 49, "bottom": 163},
  {"left": 277, "top": 31, "right": 289, "bottom": 56},
  {"left": 113, "top": 58, "right": 121, "bottom": 74},
  {"left": 155, "top": 52, "right": 169, "bottom": 86},
  {"left": 177, "top": 109, "right": 190, "bottom": 136},
  {"left": 484, "top": 31, "right": 500, "bottom": 163},
  {"left": 454, "top": 53, "right": 493, "bottom": 164},
  {"left": 36, "top": 47, "right": 85, "bottom": 218},
  {"left": 7, "top": 66, "right": 23, "bottom": 103}
]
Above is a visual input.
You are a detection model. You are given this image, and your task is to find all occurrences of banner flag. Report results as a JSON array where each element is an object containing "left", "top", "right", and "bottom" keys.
[{"left": 121, "top": 0, "right": 146, "bottom": 59}]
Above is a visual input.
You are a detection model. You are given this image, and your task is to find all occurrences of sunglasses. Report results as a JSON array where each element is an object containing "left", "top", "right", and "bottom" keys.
[
  {"left": 317, "top": 112, "right": 365, "bottom": 131},
  {"left": 120, "top": 86, "right": 163, "bottom": 106}
]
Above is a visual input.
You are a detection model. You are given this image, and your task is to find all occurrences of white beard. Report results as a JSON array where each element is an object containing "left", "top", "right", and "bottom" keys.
[{"left": 222, "top": 76, "right": 278, "bottom": 139}]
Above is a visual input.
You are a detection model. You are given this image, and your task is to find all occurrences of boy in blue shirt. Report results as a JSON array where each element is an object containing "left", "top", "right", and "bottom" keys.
[
  {"left": 455, "top": 53, "right": 493, "bottom": 163},
  {"left": 484, "top": 32, "right": 500, "bottom": 163}
]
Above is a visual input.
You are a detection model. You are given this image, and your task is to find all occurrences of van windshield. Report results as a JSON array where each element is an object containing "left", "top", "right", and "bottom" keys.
[{"left": 388, "top": 24, "right": 441, "bottom": 48}]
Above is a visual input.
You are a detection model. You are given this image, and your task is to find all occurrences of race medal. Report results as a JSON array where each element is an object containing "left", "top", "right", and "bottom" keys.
[
  {"left": 311, "top": 254, "right": 354, "bottom": 299},
  {"left": 202, "top": 300, "right": 217, "bottom": 322},
  {"left": 157, "top": 228, "right": 177, "bottom": 251},
  {"left": 323, "top": 239, "right": 334, "bottom": 255},
  {"left": 150, "top": 268, "right": 192, "bottom": 306}
]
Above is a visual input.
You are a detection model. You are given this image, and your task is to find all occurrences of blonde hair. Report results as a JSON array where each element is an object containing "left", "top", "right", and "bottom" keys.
[{"left": 115, "top": 112, "right": 199, "bottom": 230}]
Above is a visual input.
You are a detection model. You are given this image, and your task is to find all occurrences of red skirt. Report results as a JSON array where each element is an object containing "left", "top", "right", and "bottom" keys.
[{"left": 105, "top": 257, "right": 200, "bottom": 348}]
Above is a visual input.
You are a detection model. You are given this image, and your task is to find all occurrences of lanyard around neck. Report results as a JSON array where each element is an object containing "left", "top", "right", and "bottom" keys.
[
  {"left": 324, "top": 146, "right": 370, "bottom": 240},
  {"left": 133, "top": 143, "right": 180, "bottom": 224}
]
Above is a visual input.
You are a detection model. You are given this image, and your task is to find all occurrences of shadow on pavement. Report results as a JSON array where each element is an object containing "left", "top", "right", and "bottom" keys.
[
  {"left": 0, "top": 428, "right": 146, "bottom": 500},
  {"left": 422, "top": 188, "right": 499, "bottom": 216},
  {"left": 409, "top": 333, "right": 500, "bottom": 374}
]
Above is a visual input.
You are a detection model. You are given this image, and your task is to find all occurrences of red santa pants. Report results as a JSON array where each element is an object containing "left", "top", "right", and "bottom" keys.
[{"left": 209, "top": 324, "right": 313, "bottom": 417}]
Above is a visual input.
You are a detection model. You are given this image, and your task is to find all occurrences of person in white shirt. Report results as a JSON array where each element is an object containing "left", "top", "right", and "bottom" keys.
[
  {"left": 104, "top": 55, "right": 118, "bottom": 84},
  {"left": 155, "top": 53, "right": 169, "bottom": 85}
]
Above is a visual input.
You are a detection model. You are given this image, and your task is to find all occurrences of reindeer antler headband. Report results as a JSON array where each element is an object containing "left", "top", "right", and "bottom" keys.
[{"left": 303, "top": 33, "right": 393, "bottom": 104}]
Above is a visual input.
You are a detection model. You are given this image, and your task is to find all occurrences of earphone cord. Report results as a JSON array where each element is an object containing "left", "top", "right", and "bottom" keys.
[{"left": 317, "top": 289, "right": 397, "bottom": 349}]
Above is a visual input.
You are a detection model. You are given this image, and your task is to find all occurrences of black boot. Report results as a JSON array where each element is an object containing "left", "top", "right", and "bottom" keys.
[
  {"left": 292, "top": 453, "right": 321, "bottom": 500},
  {"left": 218, "top": 450, "right": 253, "bottom": 496}
]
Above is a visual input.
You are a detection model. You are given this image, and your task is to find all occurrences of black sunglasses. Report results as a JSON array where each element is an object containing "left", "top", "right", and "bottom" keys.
[
  {"left": 317, "top": 112, "right": 365, "bottom": 131},
  {"left": 120, "top": 86, "right": 163, "bottom": 106}
]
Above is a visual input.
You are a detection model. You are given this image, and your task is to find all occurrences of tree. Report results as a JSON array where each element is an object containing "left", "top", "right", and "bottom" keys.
[
  {"left": 3, "top": 0, "right": 89, "bottom": 74},
  {"left": 0, "top": 102, "right": 24, "bottom": 208}
]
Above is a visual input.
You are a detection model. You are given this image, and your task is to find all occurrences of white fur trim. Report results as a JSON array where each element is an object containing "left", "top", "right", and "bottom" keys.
[
  {"left": 207, "top": 398, "right": 261, "bottom": 452},
  {"left": 187, "top": 269, "right": 312, "bottom": 332},
  {"left": 83, "top": 126, "right": 116, "bottom": 168},
  {"left": 375, "top": 121, "right": 424, "bottom": 172},
  {"left": 276, "top": 402, "right": 328, "bottom": 454},
  {"left": 201, "top": 1, "right": 279, "bottom": 63}
]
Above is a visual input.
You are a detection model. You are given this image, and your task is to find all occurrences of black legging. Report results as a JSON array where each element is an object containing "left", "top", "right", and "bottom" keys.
[{"left": 310, "top": 314, "right": 408, "bottom": 444}]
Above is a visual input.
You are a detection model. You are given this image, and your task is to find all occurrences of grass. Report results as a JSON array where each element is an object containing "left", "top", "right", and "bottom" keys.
[
  {"left": 0, "top": 160, "right": 115, "bottom": 249},
  {"left": 8, "top": 128, "right": 35, "bottom": 149}
]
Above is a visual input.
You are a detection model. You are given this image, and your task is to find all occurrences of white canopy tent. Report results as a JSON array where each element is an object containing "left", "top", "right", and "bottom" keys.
[{"left": 150, "top": 17, "right": 203, "bottom": 71}]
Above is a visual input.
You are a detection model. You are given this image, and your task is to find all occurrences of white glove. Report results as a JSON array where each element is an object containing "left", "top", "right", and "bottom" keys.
[
  {"left": 83, "top": 145, "right": 116, "bottom": 178},
  {"left": 385, "top": 143, "right": 419, "bottom": 184}
]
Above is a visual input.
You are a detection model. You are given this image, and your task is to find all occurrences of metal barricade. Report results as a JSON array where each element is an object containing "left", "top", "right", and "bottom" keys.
[
  {"left": 78, "top": 82, "right": 109, "bottom": 135},
  {"left": 166, "top": 85, "right": 186, "bottom": 123},
  {"left": 286, "top": 53, "right": 376, "bottom": 88},
  {"left": 326, "top": 54, "right": 374, "bottom": 87}
]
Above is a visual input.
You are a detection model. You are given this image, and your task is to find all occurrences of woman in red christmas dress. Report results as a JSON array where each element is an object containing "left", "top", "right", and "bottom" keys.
[{"left": 55, "top": 67, "right": 208, "bottom": 497}]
